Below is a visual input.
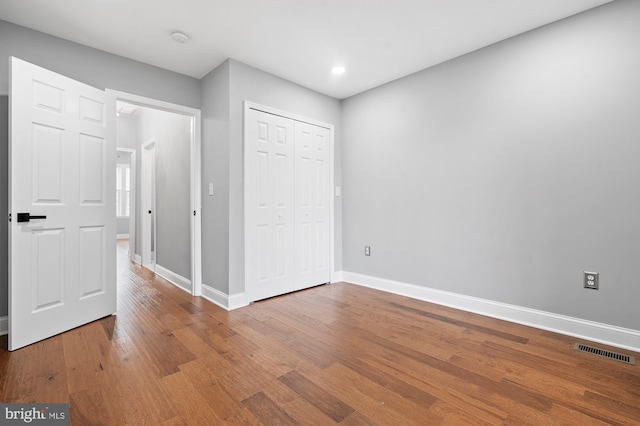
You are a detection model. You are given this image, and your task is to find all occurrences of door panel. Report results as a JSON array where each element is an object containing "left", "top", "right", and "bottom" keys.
[
  {"left": 79, "top": 226, "right": 106, "bottom": 298},
  {"left": 246, "top": 109, "right": 295, "bottom": 301},
  {"left": 9, "top": 57, "right": 116, "bottom": 351},
  {"left": 31, "top": 229, "right": 65, "bottom": 311},
  {"left": 33, "top": 123, "right": 64, "bottom": 203},
  {"left": 79, "top": 134, "right": 105, "bottom": 203},
  {"left": 294, "top": 121, "right": 331, "bottom": 290}
]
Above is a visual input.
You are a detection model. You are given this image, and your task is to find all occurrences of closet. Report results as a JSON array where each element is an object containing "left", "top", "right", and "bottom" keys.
[{"left": 245, "top": 106, "right": 332, "bottom": 302}]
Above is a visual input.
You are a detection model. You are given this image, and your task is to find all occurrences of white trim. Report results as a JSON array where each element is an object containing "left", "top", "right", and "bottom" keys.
[
  {"left": 0, "top": 316, "right": 7, "bottom": 336},
  {"left": 155, "top": 264, "right": 192, "bottom": 294},
  {"left": 343, "top": 271, "right": 640, "bottom": 353},
  {"left": 331, "top": 270, "right": 344, "bottom": 283},
  {"left": 228, "top": 293, "right": 249, "bottom": 310},
  {"left": 116, "top": 234, "right": 130, "bottom": 239},
  {"left": 243, "top": 101, "right": 335, "bottom": 303},
  {"left": 106, "top": 89, "right": 202, "bottom": 298},
  {"left": 134, "top": 254, "right": 142, "bottom": 265},
  {"left": 245, "top": 102, "right": 333, "bottom": 130},
  {"left": 190, "top": 112, "right": 203, "bottom": 296},
  {"left": 201, "top": 284, "right": 249, "bottom": 311}
]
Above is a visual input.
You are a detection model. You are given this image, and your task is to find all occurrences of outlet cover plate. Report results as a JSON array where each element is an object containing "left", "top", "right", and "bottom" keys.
[{"left": 584, "top": 271, "right": 599, "bottom": 290}]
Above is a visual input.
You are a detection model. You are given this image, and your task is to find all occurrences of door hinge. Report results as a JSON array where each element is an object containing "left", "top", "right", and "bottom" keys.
[
  {"left": 8, "top": 213, "right": 11, "bottom": 222},
  {"left": 193, "top": 210, "right": 196, "bottom": 216}
]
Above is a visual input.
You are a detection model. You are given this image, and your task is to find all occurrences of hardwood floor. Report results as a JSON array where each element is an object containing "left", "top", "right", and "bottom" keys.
[{"left": 1, "top": 240, "right": 639, "bottom": 424}]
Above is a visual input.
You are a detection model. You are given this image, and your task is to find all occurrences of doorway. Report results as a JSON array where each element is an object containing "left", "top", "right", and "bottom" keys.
[
  {"left": 116, "top": 147, "right": 136, "bottom": 263},
  {"left": 108, "top": 90, "right": 202, "bottom": 297}
]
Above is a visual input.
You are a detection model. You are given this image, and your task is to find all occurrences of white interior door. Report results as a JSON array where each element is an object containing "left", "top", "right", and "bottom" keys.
[
  {"left": 246, "top": 109, "right": 295, "bottom": 301},
  {"left": 245, "top": 106, "right": 331, "bottom": 302},
  {"left": 9, "top": 57, "right": 116, "bottom": 351},
  {"left": 141, "top": 138, "right": 156, "bottom": 269}
]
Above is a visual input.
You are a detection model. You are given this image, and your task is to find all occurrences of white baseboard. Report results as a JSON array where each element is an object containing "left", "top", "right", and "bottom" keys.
[
  {"left": 342, "top": 271, "right": 640, "bottom": 353},
  {"left": 116, "top": 234, "right": 130, "bottom": 239},
  {"left": 228, "top": 293, "right": 248, "bottom": 310},
  {"left": 0, "top": 316, "right": 7, "bottom": 336},
  {"left": 155, "top": 264, "right": 192, "bottom": 294},
  {"left": 201, "top": 284, "right": 248, "bottom": 311},
  {"left": 331, "top": 270, "right": 344, "bottom": 283},
  {"left": 134, "top": 254, "right": 142, "bottom": 265}
]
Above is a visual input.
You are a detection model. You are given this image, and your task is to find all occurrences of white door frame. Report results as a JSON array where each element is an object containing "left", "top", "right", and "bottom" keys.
[
  {"left": 141, "top": 138, "right": 157, "bottom": 269},
  {"left": 243, "top": 101, "right": 336, "bottom": 303},
  {"left": 106, "top": 90, "right": 203, "bottom": 297},
  {"left": 116, "top": 147, "right": 137, "bottom": 262}
]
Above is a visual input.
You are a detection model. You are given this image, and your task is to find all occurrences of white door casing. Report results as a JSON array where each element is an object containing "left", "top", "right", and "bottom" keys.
[
  {"left": 9, "top": 57, "right": 116, "bottom": 351},
  {"left": 245, "top": 103, "right": 334, "bottom": 302}
]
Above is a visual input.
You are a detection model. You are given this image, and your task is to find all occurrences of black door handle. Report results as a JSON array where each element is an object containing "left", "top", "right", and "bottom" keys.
[{"left": 17, "top": 213, "right": 47, "bottom": 223}]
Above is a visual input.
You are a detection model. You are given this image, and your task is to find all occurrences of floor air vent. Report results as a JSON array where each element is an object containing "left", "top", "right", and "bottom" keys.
[{"left": 573, "top": 343, "right": 635, "bottom": 365}]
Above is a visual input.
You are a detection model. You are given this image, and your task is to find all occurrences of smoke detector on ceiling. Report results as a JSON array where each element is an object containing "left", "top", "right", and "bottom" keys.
[{"left": 171, "top": 31, "right": 190, "bottom": 44}]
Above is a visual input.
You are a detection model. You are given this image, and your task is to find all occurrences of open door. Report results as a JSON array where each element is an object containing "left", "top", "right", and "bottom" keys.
[
  {"left": 141, "top": 138, "right": 156, "bottom": 269},
  {"left": 8, "top": 57, "right": 116, "bottom": 351}
]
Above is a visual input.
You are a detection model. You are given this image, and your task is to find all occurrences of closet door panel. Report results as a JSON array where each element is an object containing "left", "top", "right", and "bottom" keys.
[
  {"left": 294, "top": 121, "right": 331, "bottom": 289},
  {"left": 246, "top": 109, "right": 295, "bottom": 301}
]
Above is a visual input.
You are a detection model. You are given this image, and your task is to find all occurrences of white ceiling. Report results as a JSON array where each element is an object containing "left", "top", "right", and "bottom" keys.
[{"left": 0, "top": 0, "right": 613, "bottom": 99}]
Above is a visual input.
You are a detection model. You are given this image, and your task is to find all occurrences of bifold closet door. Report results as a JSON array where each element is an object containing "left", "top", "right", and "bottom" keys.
[
  {"left": 246, "top": 108, "right": 331, "bottom": 302},
  {"left": 294, "top": 121, "right": 331, "bottom": 290},
  {"left": 246, "top": 109, "right": 296, "bottom": 302}
]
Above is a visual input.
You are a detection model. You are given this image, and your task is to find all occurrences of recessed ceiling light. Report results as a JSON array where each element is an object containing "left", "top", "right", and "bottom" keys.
[
  {"left": 331, "top": 66, "right": 346, "bottom": 75},
  {"left": 171, "top": 31, "right": 190, "bottom": 44}
]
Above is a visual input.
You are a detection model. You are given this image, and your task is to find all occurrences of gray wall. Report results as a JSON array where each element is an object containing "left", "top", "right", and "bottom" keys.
[
  {"left": 116, "top": 113, "right": 143, "bottom": 254},
  {"left": 116, "top": 115, "right": 138, "bottom": 241},
  {"left": 116, "top": 219, "right": 130, "bottom": 236},
  {"left": 116, "top": 152, "right": 132, "bottom": 236},
  {"left": 1, "top": 20, "right": 201, "bottom": 317},
  {"left": 200, "top": 60, "right": 231, "bottom": 294},
  {"left": 136, "top": 109, "right": 192, "bottom": 280},
  {"left": 200, "top": 59, "right": 342, "bottom": 295},
  {"left": 342, "top": 0, "right": 640, "bottom": 330},
  {"left": 0, "top": 21, "right": 200, "bottom": 108}
]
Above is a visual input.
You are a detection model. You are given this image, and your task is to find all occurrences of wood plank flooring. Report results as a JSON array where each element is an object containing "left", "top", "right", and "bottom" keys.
[{"left": 1, "top": 240, "right": 639, "bottom": 424}]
